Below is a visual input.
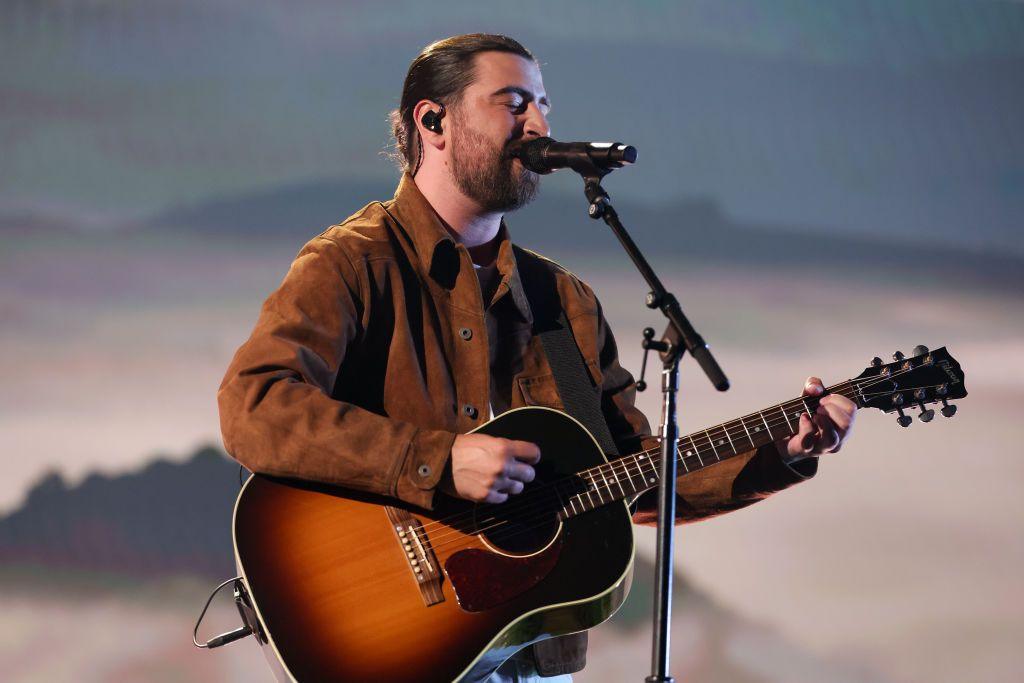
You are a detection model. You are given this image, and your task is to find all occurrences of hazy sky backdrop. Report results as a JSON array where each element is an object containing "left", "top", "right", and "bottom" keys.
[{"left": 3, "top": 0, "right": 1023, "bottom": 253}]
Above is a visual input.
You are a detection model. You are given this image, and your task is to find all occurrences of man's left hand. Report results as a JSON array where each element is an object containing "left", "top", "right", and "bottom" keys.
[{"left": 777, "top": 376, "right": 857, "bottom": 465}]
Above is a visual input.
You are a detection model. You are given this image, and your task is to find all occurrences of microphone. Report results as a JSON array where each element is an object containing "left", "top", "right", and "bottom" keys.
[{"left": 512, "top": 137, "right": 637, "bottom": 175}]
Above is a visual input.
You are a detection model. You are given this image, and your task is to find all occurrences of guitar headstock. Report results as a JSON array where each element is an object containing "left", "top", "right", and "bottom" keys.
[{"left": 850, "top": 345, "right": 966, "bottom": 427}]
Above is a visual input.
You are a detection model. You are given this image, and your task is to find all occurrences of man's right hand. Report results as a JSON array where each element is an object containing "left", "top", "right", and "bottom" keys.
[{"left": 441, "top": 433, "right": 541, "bottom": 504}]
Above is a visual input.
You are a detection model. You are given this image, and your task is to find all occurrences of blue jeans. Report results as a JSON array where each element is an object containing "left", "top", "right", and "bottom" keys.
[{"left": 487, "top": 654, "right": 573, "bottom": 682}]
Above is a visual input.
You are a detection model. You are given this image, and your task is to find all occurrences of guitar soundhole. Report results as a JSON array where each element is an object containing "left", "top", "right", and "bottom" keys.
[{"left": 475, "top": 487, "right": 561, "bottom": 556}]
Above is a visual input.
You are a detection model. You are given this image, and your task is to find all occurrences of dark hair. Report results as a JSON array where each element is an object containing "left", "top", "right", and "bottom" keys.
[{"left": 388, "top": 34, "right": 535, "bottom": 175}]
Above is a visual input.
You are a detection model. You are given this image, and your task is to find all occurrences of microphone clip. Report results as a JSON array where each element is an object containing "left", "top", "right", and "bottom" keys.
[{"left": 584, "top": 179, "right": 612, "bottom": 220}]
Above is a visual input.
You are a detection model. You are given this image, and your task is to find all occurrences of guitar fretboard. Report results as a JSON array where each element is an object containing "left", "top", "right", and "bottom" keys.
[{"left": 554, "top": 379, "right": 859, "bottom": 519}]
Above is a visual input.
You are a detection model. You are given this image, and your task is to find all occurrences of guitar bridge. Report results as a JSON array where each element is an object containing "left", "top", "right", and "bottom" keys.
[{"left": 386, "top": 506, "right": 444, "bottom": 606}]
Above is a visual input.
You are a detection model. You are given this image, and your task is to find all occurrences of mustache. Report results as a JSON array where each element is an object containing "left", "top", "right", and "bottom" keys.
[
  {"left": 504, "top": 138, "right": 530, "bottom": 159},
  {"left": 504, "top": 141, "right": 539, "bottom": 177}
]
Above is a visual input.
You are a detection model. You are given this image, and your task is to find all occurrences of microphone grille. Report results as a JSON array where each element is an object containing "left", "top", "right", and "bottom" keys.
[{"left": 515, "top": 137, "right": 555, "bottom": 174}]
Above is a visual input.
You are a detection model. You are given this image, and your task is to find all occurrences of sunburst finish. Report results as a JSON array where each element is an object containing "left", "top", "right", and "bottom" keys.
[{"left": 233, "top": 407, "right": 635, "bottom": 682}]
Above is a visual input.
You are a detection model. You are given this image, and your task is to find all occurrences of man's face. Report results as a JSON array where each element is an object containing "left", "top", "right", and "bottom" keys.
[{"left": 447, "top": 51, "right": 551, "bottom": 213}]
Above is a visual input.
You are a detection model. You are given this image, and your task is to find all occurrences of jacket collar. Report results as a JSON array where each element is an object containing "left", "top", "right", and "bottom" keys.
[{"left": 386, "top": 173, "right": 532, "bottom": 324}]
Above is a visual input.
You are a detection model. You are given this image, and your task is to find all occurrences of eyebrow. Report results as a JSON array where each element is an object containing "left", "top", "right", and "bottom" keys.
[{"left": 489, "top": 86, "right": 551, "bottom": 110}]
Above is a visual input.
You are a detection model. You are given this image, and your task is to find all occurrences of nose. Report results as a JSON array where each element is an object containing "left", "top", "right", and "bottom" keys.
[{"left": 523, "top": 102, "right": 550, "bottom": 139}]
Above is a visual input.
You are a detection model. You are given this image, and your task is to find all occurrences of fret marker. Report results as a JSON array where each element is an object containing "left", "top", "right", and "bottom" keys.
[
  {"left": 717, "top": 439, "right": 724, "bottom": 446},
  {"left": 685, "top": 450, "right": 692, "bottom": 456},
  {"left": 648, "top": 477, "right": 656, "bottom": 483}
]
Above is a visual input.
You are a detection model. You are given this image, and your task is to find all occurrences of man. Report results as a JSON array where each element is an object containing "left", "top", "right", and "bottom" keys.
[{"left": 218, "top": 34, "right": 856, "bottom": 682}]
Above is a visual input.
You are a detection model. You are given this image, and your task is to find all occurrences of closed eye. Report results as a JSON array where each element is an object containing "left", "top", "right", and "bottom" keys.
[{"left": 491, "top": 86, "right": 549, "bottom": 116}]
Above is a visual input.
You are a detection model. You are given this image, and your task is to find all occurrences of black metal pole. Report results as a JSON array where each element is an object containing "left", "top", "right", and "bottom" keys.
[
  {"left": 646, "top": 355, "right": 680, "bottom": 683},
  {"left": 578, "top": 174, "right": 728, "bottom": 683}
]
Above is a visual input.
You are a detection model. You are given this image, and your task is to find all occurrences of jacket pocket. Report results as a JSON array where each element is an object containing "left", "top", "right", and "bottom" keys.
[
  {"left": 516, "top": 358, "right": 602, "bottom": 408},
  {"left": 517, "top": 373, "right": 561, "bottom": 408}
]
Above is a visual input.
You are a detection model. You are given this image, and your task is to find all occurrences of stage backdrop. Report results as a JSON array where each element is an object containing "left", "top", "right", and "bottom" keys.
[{"left": 2, "top": 2, "right": 1022, "bottom": 681}]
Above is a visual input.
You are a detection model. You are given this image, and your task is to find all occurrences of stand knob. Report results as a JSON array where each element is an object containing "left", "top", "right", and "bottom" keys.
[{"left": 635, "top": 327, "right": 657, "bottom": 392}]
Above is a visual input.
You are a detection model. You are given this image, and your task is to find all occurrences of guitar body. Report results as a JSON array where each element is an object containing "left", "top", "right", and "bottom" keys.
[{"left": 233, "top": 407, "right": 635, "bottom": 682}]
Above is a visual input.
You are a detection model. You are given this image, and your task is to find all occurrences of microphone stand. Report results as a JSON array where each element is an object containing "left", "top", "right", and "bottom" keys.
[{"left": 574, "top": 166, "right": 729, "bottom": 683}]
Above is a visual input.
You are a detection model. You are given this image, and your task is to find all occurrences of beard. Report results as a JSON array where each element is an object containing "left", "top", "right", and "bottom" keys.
[{"left": 449, "top": 122, "right": 540, "bottom": 213}]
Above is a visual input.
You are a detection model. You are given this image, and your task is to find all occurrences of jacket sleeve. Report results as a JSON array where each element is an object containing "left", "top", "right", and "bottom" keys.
[
  {"left": 588, "top": 288, "right": 817, "bottom": 526},
  {"left": 217, "top": 235, "right": 456, "bottom": 510}
]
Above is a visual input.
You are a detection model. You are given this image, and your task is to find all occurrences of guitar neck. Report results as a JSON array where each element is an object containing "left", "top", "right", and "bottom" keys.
[{"left": 556, "top": 379, "right": 861, "bottom": 518}]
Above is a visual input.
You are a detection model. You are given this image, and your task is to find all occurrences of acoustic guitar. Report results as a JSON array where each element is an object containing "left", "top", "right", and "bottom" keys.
[{"left": 231, "top": 346, "right": 965, "bottom": 682}]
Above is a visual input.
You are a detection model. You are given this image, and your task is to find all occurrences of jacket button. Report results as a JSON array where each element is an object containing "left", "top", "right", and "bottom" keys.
[
  {"left": 459, "top": 327, "right": 473, "bottom": 340},
  {"left": 463, "top": 404, "right": 478, "bottom": 419},
  {"left": 417, "top": 464, "right": 432, "bottom": 478}
]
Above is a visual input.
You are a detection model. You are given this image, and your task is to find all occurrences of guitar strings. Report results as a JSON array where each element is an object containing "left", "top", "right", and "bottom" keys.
[
  {"left": 436, "top": 378, "right": 955, "bottom": 554},
  {"left": 337, "top": 374, "right": 943, "bottom": 573},
  {"left": 412, "top": 368, "right": 920, "bottom": 547},
  {"left": 415, "top": 371, "right": 893, "bottom": 543},
  {"left": 471, "top": 378, "right": 950, "bottom": 544},
  {"left": 412, "top": 369, "right": 934, "bottom": 552},
  {"left": 429, "top": 386, "right": 914, "bottom": 553}
]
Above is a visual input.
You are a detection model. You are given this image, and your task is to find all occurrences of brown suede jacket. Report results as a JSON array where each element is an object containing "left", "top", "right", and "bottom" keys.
[{"left": 217, "top": 173, "right": 816, "bottom": 676}]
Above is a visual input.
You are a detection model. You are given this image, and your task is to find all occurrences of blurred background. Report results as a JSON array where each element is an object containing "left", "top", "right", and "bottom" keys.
[{"left": 2, "top": 1, "right": 1022, "bottom": 681}]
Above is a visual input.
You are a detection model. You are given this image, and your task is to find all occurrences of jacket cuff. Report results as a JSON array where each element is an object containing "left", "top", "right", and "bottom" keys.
[
  {"left": 396, "top": 427, "right": 458, "bottom": 510},
  {"left": 753, "top": 442, "right": 818, "bottom": 492}
]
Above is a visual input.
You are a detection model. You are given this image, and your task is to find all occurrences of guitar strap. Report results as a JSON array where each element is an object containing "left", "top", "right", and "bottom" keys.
[
  {"left": 512, "top": 245, "right": 620, "bottom": 458},
  {"left": 512, "top": 244, "right": 621, "bottom": 676}
]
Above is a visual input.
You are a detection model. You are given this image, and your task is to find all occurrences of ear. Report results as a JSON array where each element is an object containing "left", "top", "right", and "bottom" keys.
[{"left": 413, "top": 100, "right": 446, "bottom": 151}]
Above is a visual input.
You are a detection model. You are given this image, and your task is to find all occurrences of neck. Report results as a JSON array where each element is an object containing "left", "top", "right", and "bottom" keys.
[
  {"left": 548, "top": 379, "right": 862, "bottom": 519},
  {"left": 412, "top": 171, "right": 502, "bottom": 263}
]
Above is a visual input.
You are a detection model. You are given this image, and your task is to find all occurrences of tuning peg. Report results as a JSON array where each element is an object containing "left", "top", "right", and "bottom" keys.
[
  {"left": 893, "top": 393, "right": 912, "bottom": 426},
  {"left": 893, "top": 350, "right": 905, "bottom": 362},
  {"left": 871, "top": 356, "right": 883, "bottom": 368},
  {"left": 940, "top": 398, "right": 957, "bottom": 418},
  {"left": 912, "top": 344, "right": 929, "bottom": 357},
  {"left": 912, "top": 389, "right": 934, "bottom": 422}
]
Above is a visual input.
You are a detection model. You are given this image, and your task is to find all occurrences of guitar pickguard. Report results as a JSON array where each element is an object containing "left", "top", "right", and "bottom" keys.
[{"left": 445, "top": 535, "right": 563, "bottom": 612}]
